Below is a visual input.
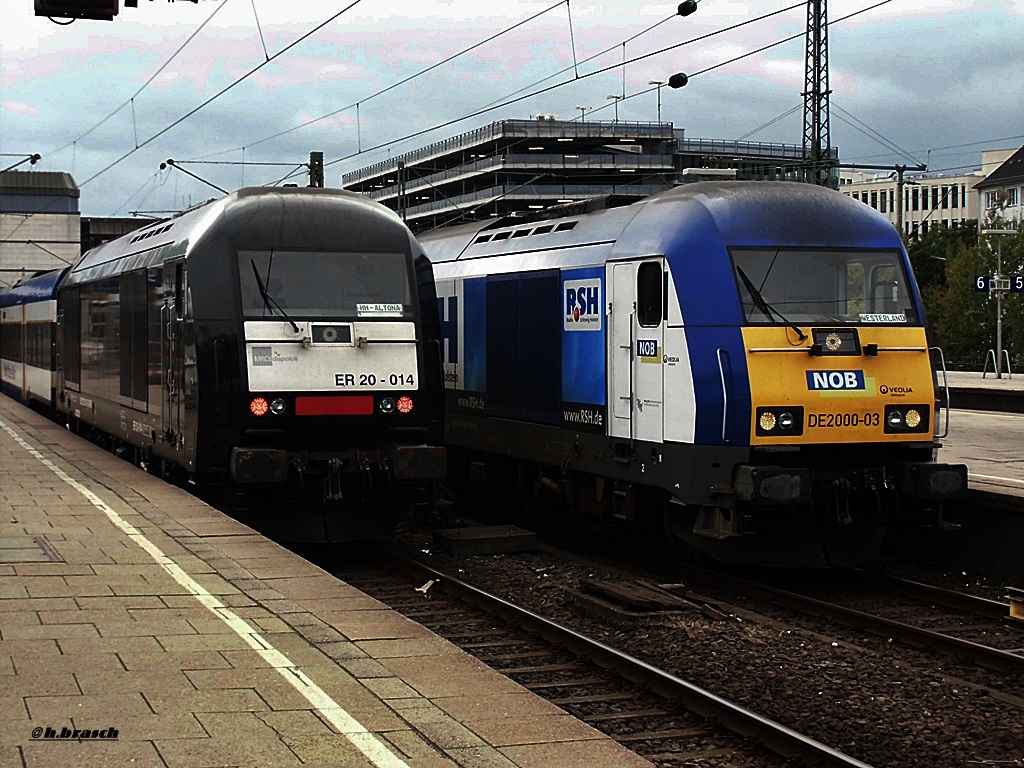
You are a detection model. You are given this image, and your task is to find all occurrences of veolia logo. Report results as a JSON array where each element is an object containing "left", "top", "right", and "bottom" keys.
[{"left": 806, "top": 370, "right": 865, "bottom": 390}]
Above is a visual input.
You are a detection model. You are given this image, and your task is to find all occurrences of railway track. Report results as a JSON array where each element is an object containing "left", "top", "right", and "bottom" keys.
[
  {"left": 336, "top": 550, "right": 873, "bottom": 768},
  {"left": 677, "top": 565, "right": 1024, "bottom": 675}
]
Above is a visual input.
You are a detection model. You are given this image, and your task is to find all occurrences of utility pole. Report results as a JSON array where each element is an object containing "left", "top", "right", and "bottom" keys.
[
  {"left": 895, "top": 164, "right": 906, "bottom": 235},
  {"left": 802, "top": 0, "right": 833, "bottom": 187},
  {"left": 308, "top": 151, "right": 324, "bottom": 188},
  {"left": 981, "top": 228, "right": 1017, "bottom": 378},
  {"left": 649, "top": 80, "right": 664, "bottom": 123}
]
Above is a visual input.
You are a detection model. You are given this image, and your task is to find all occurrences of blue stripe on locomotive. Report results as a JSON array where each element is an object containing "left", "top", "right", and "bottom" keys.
[
  {"left": 561, "top": 267, "right": 605, "bottom": 407},
  {"left": 463, "top": 277, "right": 487, "bottom": 392}
]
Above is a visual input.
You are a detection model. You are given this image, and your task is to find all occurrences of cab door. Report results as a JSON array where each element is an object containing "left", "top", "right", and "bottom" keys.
[{"left": 608, "top": 258, "right": 665, "bottom": 444}]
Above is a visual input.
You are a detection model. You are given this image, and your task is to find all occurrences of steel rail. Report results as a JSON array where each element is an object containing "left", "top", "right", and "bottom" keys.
[
  {"left": 851, "top": 568, "right": 1011, "bottom": 620},
  {"left": 385, "top": 551, "right": 874, "bottom": 768},
  {"left": 666, "top": 568, "right": 1023, "bottom": 673}
]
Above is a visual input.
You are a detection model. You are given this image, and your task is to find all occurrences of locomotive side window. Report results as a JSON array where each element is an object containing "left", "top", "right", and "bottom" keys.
[
  {"left": 637, "top": 261, "right": 663, "bottom": 327},
  {"left": 240, "top": 250, "right": 412, "bottom": 319},
  {"left": 731, "top": 248, "right": 919, "bottom": 325}
]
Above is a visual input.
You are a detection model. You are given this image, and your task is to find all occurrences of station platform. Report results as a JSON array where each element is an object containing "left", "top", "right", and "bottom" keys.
[
  {"left": 0, "top": 397, "right": 651, "bottom": 768},
  {"left": 946, "top": 370, "right": 1024, "bottom": 413},
  {"left": 939, "top": 409, "right": 1024, "bottom": 501}
]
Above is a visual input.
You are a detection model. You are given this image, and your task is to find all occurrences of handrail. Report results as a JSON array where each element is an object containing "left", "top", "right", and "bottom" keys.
[
  {"left": 930, "top": 346, "right": 950, "bottom": 439},
  {"left": 717, "top": 348, "right": 729, "bottom": 444},
  {"left": 982, "top": 349, "right": 997, "bottom": 377}
]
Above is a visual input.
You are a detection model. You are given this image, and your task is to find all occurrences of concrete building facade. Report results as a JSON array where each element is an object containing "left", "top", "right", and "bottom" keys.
[
  {"left": 839, "top": 147, "right": 1023, "bottom": 238},
  {"left": 0, "top": 171, "right": 80, "bottom": 289},
  {"left": 342, "top": 118, "right": 822, "bottom": 233}
]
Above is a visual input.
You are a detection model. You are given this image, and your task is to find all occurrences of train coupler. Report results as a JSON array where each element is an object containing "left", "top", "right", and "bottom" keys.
[{"left": 323, "top": 457, "right": 345, "bottom": 502}]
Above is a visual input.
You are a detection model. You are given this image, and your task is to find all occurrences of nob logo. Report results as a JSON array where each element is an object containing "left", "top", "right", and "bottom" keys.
[
  {"left": 564, "top": 279, "right": 601, "bottom": 331},
  {"left": 806, "top": 370, "right": 865, "bottom": 390}
]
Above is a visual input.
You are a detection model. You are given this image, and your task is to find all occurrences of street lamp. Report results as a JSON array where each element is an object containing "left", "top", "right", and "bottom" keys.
[
  {"left": 606, "top": 95, "right": 623, "bottom": 121},
  {"left": 576, "top": 105, "right": 591, "bottom": 122},
  {"left": 648, "top": 80, "right": 665, "bottom": 123},
  {"left": 981, "top": 228, "right": 1017, "bottom": 378}
]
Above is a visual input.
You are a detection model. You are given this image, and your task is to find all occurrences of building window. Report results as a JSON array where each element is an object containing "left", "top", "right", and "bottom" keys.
[
  {"left": 941, "top": 186, "right": 949, "bottom": 209},
  {"left": 932, "top": 187, "right": 940, "bottom": 210},
  {"left": 870, "top": 191, "right": 878, "bottom": 209},
  {"left": 952, "top": 185, "right": 959, "bottom": 208},
  {"left": 889, "top": 190, "right": 894, "bottom": 212},
  {"left": 912, "top": 188, "right": 919, "bottom": 211},
  {"left": 880, "top": 192, "right": 887, "bottom": 213}
]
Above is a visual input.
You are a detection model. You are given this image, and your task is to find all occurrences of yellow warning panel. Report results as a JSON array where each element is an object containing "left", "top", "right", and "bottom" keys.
[{"left": 742, "top": 326, "right": 935, "bottom": 445}]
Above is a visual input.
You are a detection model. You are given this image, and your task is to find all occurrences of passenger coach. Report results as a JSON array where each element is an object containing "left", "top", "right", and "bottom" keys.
[{"left": 419, "top": 181, "right": 966, "bottom": 567}]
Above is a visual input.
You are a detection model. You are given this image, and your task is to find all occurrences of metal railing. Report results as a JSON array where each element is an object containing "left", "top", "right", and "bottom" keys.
[
  {"left": 343, "top": 119, "right": 676, "bottom": 185},
  {"left": 365, "top": 153, "right": 675, "bottom": 201}
]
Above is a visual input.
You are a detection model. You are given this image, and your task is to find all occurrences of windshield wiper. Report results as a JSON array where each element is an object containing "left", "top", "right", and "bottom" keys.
[
  {"left": 736, "top": 265, "right": 807, "bottom": 342},
  {"left": 250, "top": 259, "right": 299, "bottom": 333}
]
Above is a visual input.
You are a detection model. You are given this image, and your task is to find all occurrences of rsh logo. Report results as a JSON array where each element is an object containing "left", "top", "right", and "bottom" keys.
[
  {"left": 563, "top": 278, "right": 601, "bottom": 331},
  {"left": 806, "top": 370, "right": 865, "bottom": 390}
]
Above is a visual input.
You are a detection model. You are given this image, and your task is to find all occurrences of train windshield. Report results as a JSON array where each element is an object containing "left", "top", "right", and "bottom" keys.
[
  {"left": 239, "top": 250, "right": 412, "bottom": 319},
  {"left": 730, "top": 248, "right": 919, "bottom": 326}
]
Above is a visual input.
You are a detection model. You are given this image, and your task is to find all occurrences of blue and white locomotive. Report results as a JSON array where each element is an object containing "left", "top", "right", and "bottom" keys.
[{"left": 419, "top": 181, "right": 966, "bottom": 567}]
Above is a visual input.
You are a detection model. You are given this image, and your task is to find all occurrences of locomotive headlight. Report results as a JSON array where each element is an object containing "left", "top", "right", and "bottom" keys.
[
  {"left": 759, "top": 412, "right": 777, "bottom": 431},
  {"left": 904, "top": 409, "right": 922, "bottom": 429},
  {"left": 778, "top": 412, "right": 795, "bottom": 430},
  {"left": 250, "top": 397, "right": 269, "bottom": 417},
  {"left": 379, "top": 397, "right": 396, "bottom": 414},
  {"left": 270, "top": 398, "right": 286, "bottom": 415},
  {"left": 396, "top": 396, "right": 414, "bottom": 414},
  {"left": 321, "top": 326, "right": 339, "bottom": 343},
  {"left": 887, "top": 410, "right": 903, "bottom": 428}
]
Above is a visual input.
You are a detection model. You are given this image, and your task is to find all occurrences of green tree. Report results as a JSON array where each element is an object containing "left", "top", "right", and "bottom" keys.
[{"left": 927, "top": 240, "right": 993, "bottom": 368}]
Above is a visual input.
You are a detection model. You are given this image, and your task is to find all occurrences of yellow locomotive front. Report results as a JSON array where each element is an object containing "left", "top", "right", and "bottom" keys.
[{"left": 704, "top": 246, "right": 968, "bottom": 565}]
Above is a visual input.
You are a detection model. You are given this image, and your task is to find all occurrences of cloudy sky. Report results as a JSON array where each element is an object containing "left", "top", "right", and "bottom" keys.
[{"left": 2, "top": 0, "right": 1022, "bottom": 216}]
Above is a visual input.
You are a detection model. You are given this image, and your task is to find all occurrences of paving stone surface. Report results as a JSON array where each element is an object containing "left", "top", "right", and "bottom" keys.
[{"left": 1, "top": 397, "right": 654, "bottom": 767}]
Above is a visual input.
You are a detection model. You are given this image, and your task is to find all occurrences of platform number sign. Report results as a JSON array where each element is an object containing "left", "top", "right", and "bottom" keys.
[{"left": 977, "top": 275, "right": 1024, "bottom": 292}]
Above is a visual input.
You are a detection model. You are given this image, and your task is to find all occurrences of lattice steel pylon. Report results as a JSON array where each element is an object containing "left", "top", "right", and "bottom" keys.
[{"left": 802, "top": 0, "right": 835, "bottom": 187}]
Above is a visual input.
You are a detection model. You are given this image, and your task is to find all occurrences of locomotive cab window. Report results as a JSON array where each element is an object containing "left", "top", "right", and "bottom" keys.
[
  {"left": 239, "top": 250, "right": 412, "bottom": 319},
  {"left": 637, "top": 261, "right": 663, "bottom": 327},
  {"left": 730, "top": 248, "right": 919, "bottom": 325}
]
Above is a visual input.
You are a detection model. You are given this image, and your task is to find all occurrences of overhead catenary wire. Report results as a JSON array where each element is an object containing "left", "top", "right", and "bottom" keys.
[
  {"left": 282, "top": 0, "right": 815, "bottom": 182},
  {"left": 231, "top": 0, "right": 569, "bottom": 153},
  {"left": 307, "top": 0, "right": 898, "bottom": 186},
  {"left": 47, "top": 0, "right": 230, "bottom": 158},
  {"left": 832, "top": 105, "right": 922, "bottom": 166},
  {"left": 78, "top": 0, "right": 366, "bottom": 188}
]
